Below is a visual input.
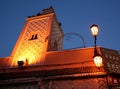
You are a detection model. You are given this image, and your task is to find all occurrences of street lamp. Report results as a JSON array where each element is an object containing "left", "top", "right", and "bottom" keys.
[{"left": 90, "top": 24, "right": 103, "bottom": 67}]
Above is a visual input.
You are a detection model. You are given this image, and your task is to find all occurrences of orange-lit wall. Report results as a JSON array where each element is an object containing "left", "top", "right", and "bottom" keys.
[{"left": 11, "top": 14, "right": 54, "bottom": 66}]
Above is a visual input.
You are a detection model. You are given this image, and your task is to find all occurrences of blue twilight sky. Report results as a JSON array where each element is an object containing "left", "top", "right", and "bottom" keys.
[{"left": 0, "top": 0, "right": 120, "bottom": 57}]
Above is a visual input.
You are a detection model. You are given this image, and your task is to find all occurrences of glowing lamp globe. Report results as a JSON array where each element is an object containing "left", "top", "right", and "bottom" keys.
[
  {"left": 90, "top": 24, "right": 99, "bottom": 37},
  {"left": 93, "top": 56, "right": 103, "bottom": 67}
]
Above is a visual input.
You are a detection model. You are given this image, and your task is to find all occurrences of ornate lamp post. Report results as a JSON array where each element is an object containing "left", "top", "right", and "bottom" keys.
[
  {"left": 90, "top": 24, "right": 103, "bottom": 67},
  {"left": 90, "top": 24, "right": 109, "bottom": 89}
]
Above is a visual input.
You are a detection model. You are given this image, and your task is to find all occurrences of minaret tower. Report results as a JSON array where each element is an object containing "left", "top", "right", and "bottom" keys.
[{"left": 11, "top": 7, "right": 63, "bottom": 66}]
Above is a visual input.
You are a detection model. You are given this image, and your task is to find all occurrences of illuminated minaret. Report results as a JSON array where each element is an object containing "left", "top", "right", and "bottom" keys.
[{"left": 11, "top": 7, "right": 63, "bottom": 66}]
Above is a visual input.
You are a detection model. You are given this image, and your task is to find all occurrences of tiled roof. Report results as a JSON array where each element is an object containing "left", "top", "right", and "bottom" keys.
[{"left": 101, "top": 48, "right": 120, "bottom": 74}]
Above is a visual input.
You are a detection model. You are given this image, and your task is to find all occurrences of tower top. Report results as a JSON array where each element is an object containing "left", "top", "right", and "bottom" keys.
[
  {"left": 42, "top": 6, "right": 55, "bottom": 14},
  {"left": 27, "top": 6, "right": 55, "bottom": 18}
]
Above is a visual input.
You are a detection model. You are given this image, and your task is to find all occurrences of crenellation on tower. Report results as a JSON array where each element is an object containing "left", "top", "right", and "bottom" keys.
[
  {"left": 27, "top": 6, "right": 55, "bottom": 19},
  {"left": 42, "top": 6, "right": 55, "bottom": 14}
]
